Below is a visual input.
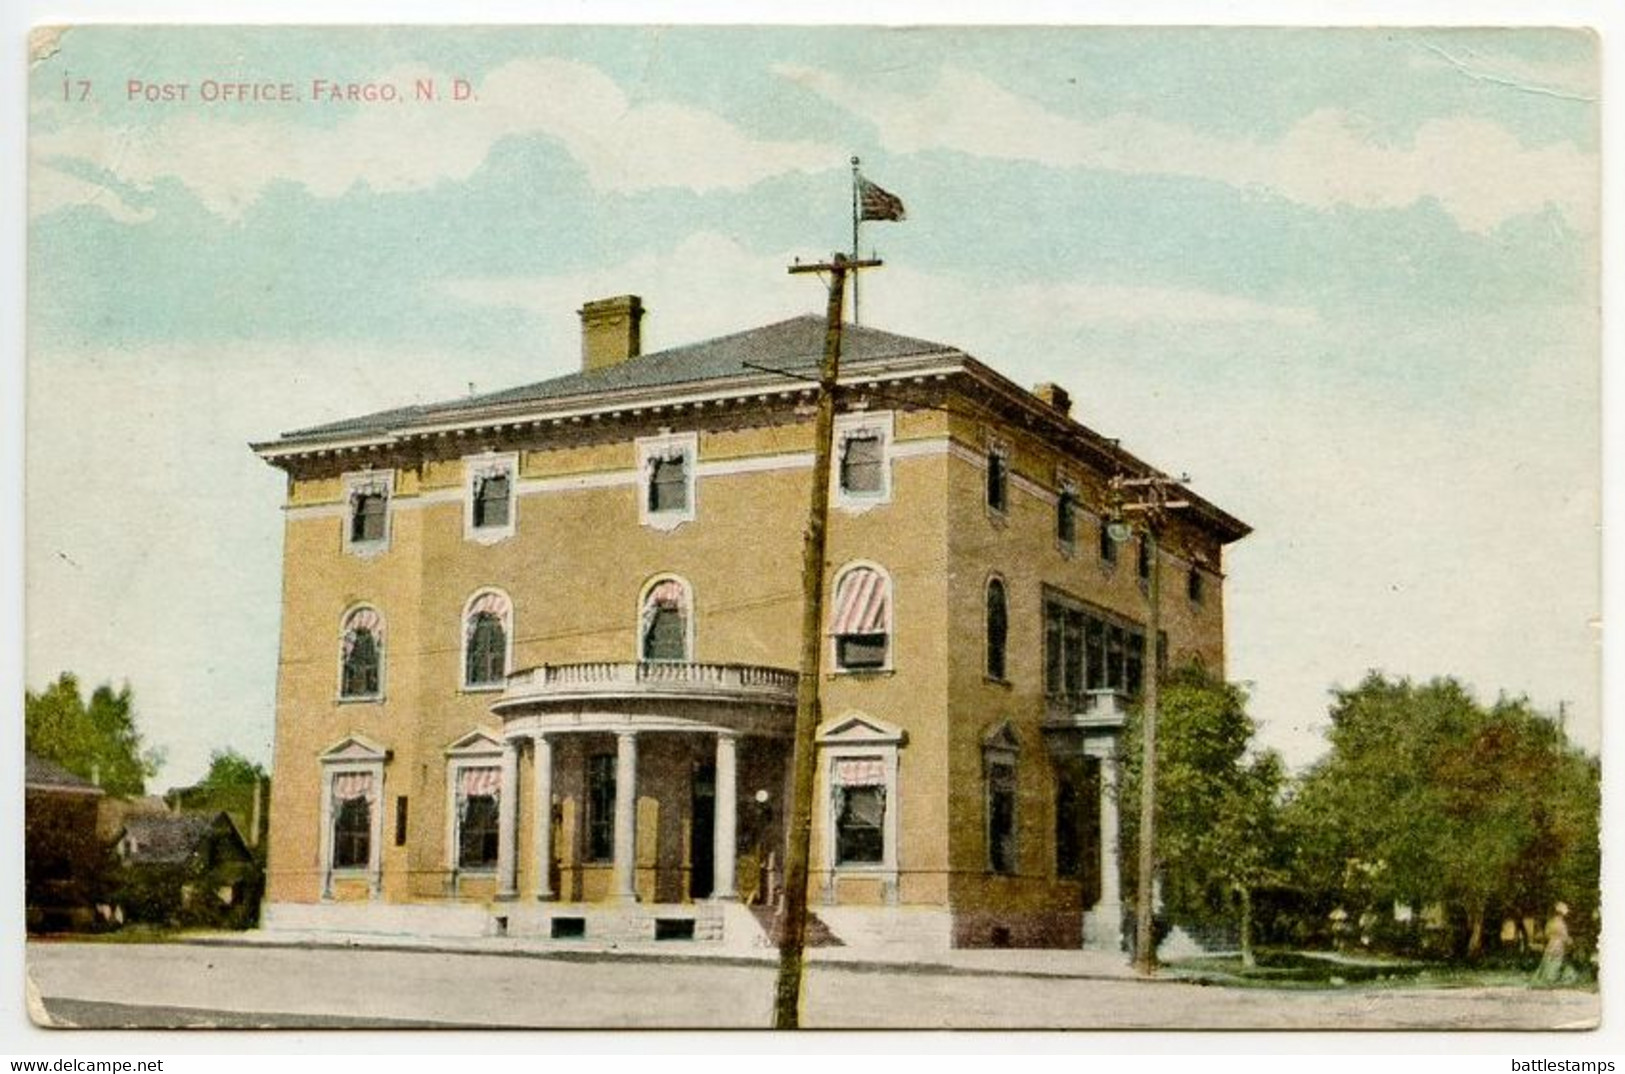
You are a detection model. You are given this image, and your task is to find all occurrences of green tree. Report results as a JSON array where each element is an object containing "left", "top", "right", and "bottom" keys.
[
  {"left": 1286, "top": 674, "right": 1599, "bottom": 960},
  {"left": 1120, "top": 666, "right": 1285, "bottom": 964},
  {"left": 171, "top": 748, "right": 270, "bottom": 852},
  {"left": 25, "top": 673, "right": 161, "bottom": 796}
]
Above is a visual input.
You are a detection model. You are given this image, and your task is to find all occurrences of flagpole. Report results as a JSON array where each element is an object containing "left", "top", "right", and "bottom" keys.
[{"left": 850, "top": 155, "right": 861, "bottom": 325}]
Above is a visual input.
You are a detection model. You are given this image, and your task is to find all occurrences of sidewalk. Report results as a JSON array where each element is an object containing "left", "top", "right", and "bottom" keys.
[{"left": 182, "top": 924, "right": 1146, "bottom": 982}]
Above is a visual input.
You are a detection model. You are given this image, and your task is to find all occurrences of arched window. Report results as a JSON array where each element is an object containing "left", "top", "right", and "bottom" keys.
[
  {"left": 830, "top": 564, "right": 892, "bottom": 671},
  {"left": 985, "top": 578, "right": 1009, "bottom": 681},
  {"left": 339, "top": 606, "right": 384, "bottom": 699},
  {"left": 463, "top": 591, "right": 511, "bottom": 689},
  {"left": 640, "top": 577, "right": 692, "bottom": 662}
]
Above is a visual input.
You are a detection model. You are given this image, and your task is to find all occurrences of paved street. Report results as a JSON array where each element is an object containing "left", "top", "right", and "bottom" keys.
[{"left": 25, "top": 941, "right": 1600, "bottom": 1031}]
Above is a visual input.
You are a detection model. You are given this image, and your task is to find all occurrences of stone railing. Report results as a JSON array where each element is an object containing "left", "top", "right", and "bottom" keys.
[
  {"left": 501, "top": 661, "right": 800, "bottom": 707},
  {"left": 1043, "top": 688, "right": 1131, "bottom": 732}
]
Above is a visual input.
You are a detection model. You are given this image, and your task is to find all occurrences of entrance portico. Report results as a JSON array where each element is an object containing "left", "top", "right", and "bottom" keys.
[
  {"left": 488, "top": 661, "right": 797, "bottom": 925},
  {"left": 1043, "top": 688, "right": 1130, "bottom": 953}
]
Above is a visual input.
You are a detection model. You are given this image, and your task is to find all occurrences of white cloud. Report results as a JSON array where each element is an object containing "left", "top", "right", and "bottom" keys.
[
  {"left": 440, "top": 230, "right": 1318, "bottom": 361},
  {"left": 775, "top": 62, "right": 1596, "bottom": 234},
  {"left": 30, "top": 58, "right": 840, "bottom": 220}
]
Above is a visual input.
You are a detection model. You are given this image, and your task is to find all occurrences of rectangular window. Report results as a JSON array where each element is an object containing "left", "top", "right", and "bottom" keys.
[
  {"left": 587, "top": 754, "right": 615, "bottom": 862},
  {"left": 472, "top": 472, "right": 510, "bottom": 529},
  {"left": 1085, "top": 618, "right": 1106, "bottom": 690},
  {"left": 1062, "top": 610, "right": 1084, "bottom": 699},
  {"left": 835, "top": 784, "right": 886, "bottom": 865},
  {"left": 1106, "top": 625, "right": 1126, "bottom": 690},
  {"left": 1043, "top": 593, "right": 1150, "bottom": 703},
  {"left": 351, "top": 491, "right": 386, "bottom": 544},
  {"left": 986, "top": 448, "right": 1008, "bottom": 513},
  {"left": 458, "top": 794, "right": 500, "bottom": 869},
  {"left": 840, "top": 433, "right": 884, "bottom": 495},
  {"left": 836, "top": 634, "right": 888, "bottom": 670},
  {"left": 987, "top": 761, "right": 1017, "bottom": 875},
  {"left": 1137, "top": 536, "right": 1152, "bottom": 581},
  {"left": 333, "top": 797, "right": 371, "bottom": 869},
  {"left": 1056, "top": 488, "right": 1077, "bottom": 548},
  {"left": 1044, "top": 604, "right": 1064, "bottom": 697},
  {"left": 1099, "top": 520, "right": 1117, "bottom": 564},
  {"left": 649, "top": 455, "right": 688, "bottom": 513},
  {"left": 394, "top": 796, "right": 408, "bottom": 846},
  {"left": 1188, "top": 567, "right": 1205, "bottom": 604}
]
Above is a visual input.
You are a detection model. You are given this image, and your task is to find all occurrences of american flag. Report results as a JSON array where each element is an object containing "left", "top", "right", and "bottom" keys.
[{"left": 857, "top": 175, "right": 906, "bottom": 222}]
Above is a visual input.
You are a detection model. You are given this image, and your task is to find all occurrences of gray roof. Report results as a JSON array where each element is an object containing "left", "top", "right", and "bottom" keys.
[
  {"left": 25, "top": 751, "right": 103, "bottom": 795},
  {"left": 280, "top": 316, "right": 961, "bottom": 441},
  {"left": 118, "top": 813, "right": 226, "bottom": 865}
]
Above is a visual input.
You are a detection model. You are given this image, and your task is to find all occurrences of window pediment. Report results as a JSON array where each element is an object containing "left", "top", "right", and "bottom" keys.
[
  {"left": 444, "top": 729, "right": 503, "bottom": 758},
  {"left": 319, "top": 733, "right": 388, "bottom": 764},
  {"left": 982, "top": 720, "right": 1020, "bottom": 754},
  {"left": 817, "top": 712, "right": 905, "bottom": 747}
]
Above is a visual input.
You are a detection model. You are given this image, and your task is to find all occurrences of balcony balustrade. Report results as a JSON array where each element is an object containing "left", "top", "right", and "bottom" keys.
[{"left": 500, "top": 661, "right": 800, "bottom": 708}]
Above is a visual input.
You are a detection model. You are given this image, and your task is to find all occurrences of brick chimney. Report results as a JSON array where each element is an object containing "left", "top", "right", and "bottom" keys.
[
  {"left": 1032, "top": 382, "right": 1072, "bottom": 417},
  {"left": 579, "top": 295, "right": 644, "bottom": 372}
]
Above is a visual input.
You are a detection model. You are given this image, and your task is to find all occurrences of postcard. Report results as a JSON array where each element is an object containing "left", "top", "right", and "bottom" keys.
[{"left": 21, "top": 23, "right": 1602, "bottom": 1034}]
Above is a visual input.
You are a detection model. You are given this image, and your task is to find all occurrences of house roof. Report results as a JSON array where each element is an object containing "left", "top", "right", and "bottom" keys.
[
  {"left": 279, "top": 316, "right": 961, "bottom": 442},
  {"left": 24, "top": 752, "right": 103, "bottom": 796},
  {"left": 257, "top": 311, "right": 1250, "bottom": 542},
  {"left": 117, "top": 812, "right": 241, "bottom": 865}
]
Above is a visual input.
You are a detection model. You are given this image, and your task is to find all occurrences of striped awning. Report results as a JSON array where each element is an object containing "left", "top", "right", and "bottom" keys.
[
  {"left": 332, "top": 771, "right": 375, "bottom": 804},
  {"left": 645, "top": 579, "right": 686, "bottom": 610},
  {"left": 458, "top": 765, "right": 500, "bottom": 801},
  {"left": 344, "top": 607, "right": 382, "bottom": 639},
  {"left": 833, "top": 758, "right": 886, "bottom": 786},
  {"left": 830, "top": 567, "right": 888, "bottom": 635}
]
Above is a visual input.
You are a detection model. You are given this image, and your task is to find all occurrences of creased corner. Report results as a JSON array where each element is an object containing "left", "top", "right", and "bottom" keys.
[
  {"left": 25, "top": 971, "right": 69, "bottom": 1028},
  {"left": 29, "top": 26, "right": 68, "bottom": 66}
]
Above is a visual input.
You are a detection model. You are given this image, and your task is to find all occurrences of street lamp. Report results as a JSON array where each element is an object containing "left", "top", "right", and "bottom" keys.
[{"left": 1107, "top": 473, "right": 1189, "bottom": 977}]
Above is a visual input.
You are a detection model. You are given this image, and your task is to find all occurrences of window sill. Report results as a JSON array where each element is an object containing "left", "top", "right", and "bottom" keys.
[
  {"left": 828, "top": 667, "right": 895, "bottom": 679},
  {"left": 834, "top": 492, "right": 891, "bottom": 514},
  {"left": 461, "top": 683, "right": 506, "bottom": 694},
  {"left": 465, "top": 527, "right": 515, "bottom": 546},
  {"left": 345, "top": 540, "right": 390, "bottom": 560},
  {"left": 982, "top": 675, "right": 1012, "bottom": 690},
  {"left": 336, "top": 694, "right": 385, "bottom": 705}
]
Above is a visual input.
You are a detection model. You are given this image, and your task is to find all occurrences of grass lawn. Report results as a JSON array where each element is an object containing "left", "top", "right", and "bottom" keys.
[{"left": 1165, "top": 949, "right": 1597, "bottom": 991}]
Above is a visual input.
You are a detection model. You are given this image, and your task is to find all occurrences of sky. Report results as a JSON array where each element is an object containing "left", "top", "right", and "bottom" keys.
[{"left": 22, "top": 24, "right": 1602, "bottom": 788}]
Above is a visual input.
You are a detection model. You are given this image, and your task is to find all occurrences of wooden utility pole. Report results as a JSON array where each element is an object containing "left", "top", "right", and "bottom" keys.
[
  {"left": 1108, "top": 473, "right": 1189, "bottom": 977},
  {"left": 774, "top": 252, "right": 881, "bottom": 1029}
]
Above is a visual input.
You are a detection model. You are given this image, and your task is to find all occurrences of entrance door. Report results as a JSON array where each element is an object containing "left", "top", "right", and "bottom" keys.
[{"left": 690, "top": 762, "right": 715, "bottom": 899}]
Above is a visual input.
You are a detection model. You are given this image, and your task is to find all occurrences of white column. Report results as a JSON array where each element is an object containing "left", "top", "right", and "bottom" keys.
[
  {"left": 532, "top": 734, "right": 554, "bottom": 901},
  {"left": 1085, "top": 747, "right": 1124, "bottom": 951},
  {"left": 496, "top": 739, "right": 520, "bottom": 900},
  {"left": 612, "top": 730, "right": 639, "bottom": 901},
  {"left": 712, "top": 732, "right": 739, "bottom": 900}
]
